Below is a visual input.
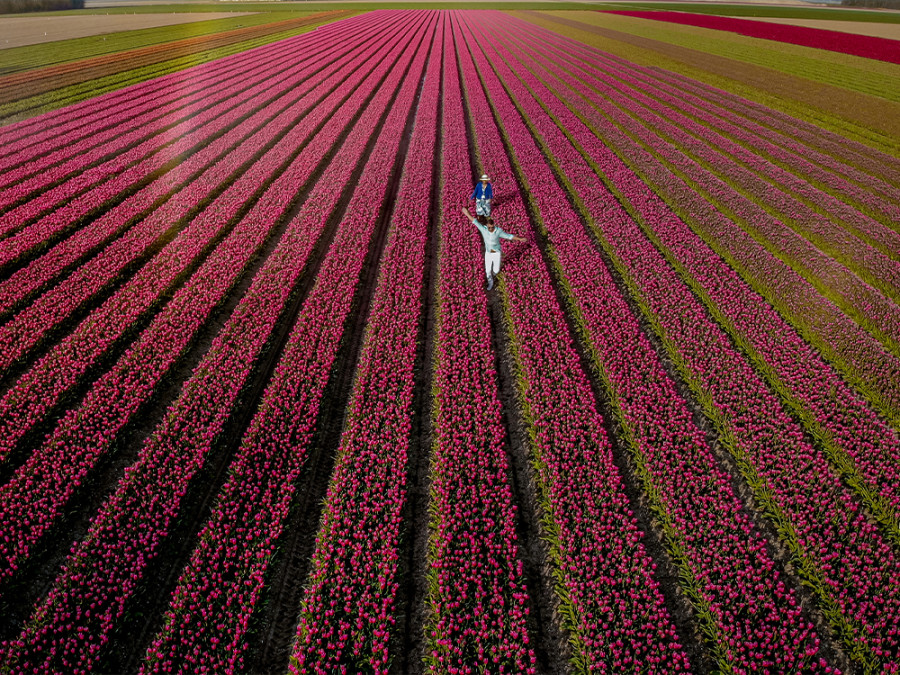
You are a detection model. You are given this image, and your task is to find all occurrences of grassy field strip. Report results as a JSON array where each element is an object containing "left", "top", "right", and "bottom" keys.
[
  {"left": 537, "top": 44, "right": 900, "bottom": 302},
  {"left": 513, "top": 11, "right": 900, "bottom": 157},
  {"left": 0, "top": 12, "right": 430, "bottom": 673},
  {"left": 489, "top": 17, "right": 900, "bottom": 670},
  {"left": 421, "top": 19, "right": 535, "bottom": 674},
  {"left": 524, "top": 34, "right": 900, "bottom": 366},
  {"left": 0, "top": 11, "right": 307, "bottom": 73},
  {"left": 0, "top": 16, "right": 343, "bottom": 124},
  {"left": 504, "top": 23, "right": 900, "bottom": 429}
]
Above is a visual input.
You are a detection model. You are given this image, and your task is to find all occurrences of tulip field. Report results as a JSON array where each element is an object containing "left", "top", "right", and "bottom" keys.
[{"left": 1, "top": 7, "right": 899, "bottom": 674}]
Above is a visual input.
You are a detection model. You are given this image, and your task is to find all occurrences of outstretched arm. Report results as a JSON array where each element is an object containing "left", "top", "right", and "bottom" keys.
[{"left": 462, "top": 207, "right": 475, "bottom": 223}]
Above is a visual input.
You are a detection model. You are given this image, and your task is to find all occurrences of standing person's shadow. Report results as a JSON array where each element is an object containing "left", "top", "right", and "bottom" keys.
[{"left": 490, "top": 194, "right": 513, "bottom": 210}]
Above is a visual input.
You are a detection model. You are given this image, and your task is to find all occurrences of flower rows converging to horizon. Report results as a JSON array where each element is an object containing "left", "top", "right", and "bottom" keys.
[{"left": 1, "top": 8, "right": 898, "bottom": 674}]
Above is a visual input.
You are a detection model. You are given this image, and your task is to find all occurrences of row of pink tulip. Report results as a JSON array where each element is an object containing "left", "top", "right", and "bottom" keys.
[
  {"left": 567, "top": 58, "right": 900, "bottom": 295},
  {"left": 494, "top": 20, "right": 900, "bottom": 669},
  {"left": 463, "top": 14, "right": 831, "bottom": 672},
  {"left": 287, "top": 16, "right": 443, "bottom": 674},
  {"left": 0, "top": 15, "right": 411, "bottom": 462},
  {"left": 658, "top": 69, "right": 900, "bottom": 195},
  {"left": 0, "top": 14, "right": 420, "bottom": 594},
  {"left": 0, "top": 13, "right": 360, "bottom": 177},
  {"left": 517, "top": 28, "right": 900, "bottom": 427},
  {"left": 0, "top": 12, "right": 426, "bottom": 673},
  {"left": 454, "top": 14, "right": 698, "bottom": 672},
  {"left": 511, "top": 21, "right": 900, "bottom": 229},
  {"left": 421, "top": 20, "right": 535, "bottom": 674},
  {"left": 0, "top": 15, "right": 395, "bottom": 374},
  {"left": 544, "top": 43, "right": 900, "bottom": 358},
  {"left": 136, "top": 13, "right": 435, "bottom": 674},
  {"left": 0, "top": 17, "right": 386, "bottom": 252}
]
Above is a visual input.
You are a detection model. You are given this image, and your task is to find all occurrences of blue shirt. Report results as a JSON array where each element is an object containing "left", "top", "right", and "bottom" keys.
[
  {"left": 473, "top": 218, "right": 513, "bottom": 252},
  {"left": 471, "top": 182, "right": 493, "bottom": 200}
]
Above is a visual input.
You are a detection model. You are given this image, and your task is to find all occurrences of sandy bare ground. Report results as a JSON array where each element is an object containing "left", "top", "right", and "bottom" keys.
[
  {"left": 0, "top": 12, "right": 255, "bottom": 49},
  {"left": 734, "top": 16, "right": 900, "bottom": 39}
]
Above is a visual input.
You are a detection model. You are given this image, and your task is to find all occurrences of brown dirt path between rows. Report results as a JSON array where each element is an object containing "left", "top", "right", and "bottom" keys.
[
  {"left": 517, "top": 10, "right": 900, "bottom": 143},
  {"left": 0, "top": 11, "right": 348, "bottom": 104}
]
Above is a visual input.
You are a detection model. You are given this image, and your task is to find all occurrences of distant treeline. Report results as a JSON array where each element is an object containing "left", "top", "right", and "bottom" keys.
[
  {"left": 842, "top": 0, "right": 900, "bottom": 7},
  {"left": 0, "top": 0, "right": 84, "bottom": 13}
]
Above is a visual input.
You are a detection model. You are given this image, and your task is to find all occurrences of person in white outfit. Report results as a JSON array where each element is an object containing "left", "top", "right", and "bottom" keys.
[{"left": 462, "top": 207, "right": 526, "bottom": 290}]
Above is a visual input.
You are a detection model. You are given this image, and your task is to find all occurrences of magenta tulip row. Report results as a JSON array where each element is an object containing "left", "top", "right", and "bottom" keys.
[
  {"left": 493, "top": 18, "right": 900, "bottom": 668},
  {"left": 0, "top": 12, "right": 427, "bottom": 673},
  {"left": 541, "top": 43, "right": 900, "bottom": 360},
  {"left": 454, "top": 14, "right": 698, "bottom": 671},
  {"left": 0, "top": 40, "right": 312, "bottom": 231},
  {"left": 509, "top": 25, "right": 900, "bottom": 529},
  {"left": 0, "top": 16, "right": 385, "bottom": 255},
  {"left": 288, "top": 16, "right": 443, "bottom": 675},
  {"left": 659, "top": 68, "right": 900, "bottom": 193},
  {"left": 421, "top": 21, "right": 535, "bottom": 675},
  {"left": 0, "top": 18, "right": 400, "bottom": 383},
  {"left": 520, "top": 26, "right": 900, "bottom": 427},
  {"left": 462, "top": 14, "right": 833, "bottom": 672},
  {"left": 136, "top": 15, "right": 435, "bottom": 674},
  {"left": 0, "top": 14, "right": 420, "bottom": 596}
]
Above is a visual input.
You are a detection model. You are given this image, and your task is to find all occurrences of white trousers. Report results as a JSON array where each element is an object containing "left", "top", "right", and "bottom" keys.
[
  {"left": 485, "top": 250, "right": 501, "bottom": 279},
  {"left": 475, "top": 197, "right": 492, "bottom": 216}
]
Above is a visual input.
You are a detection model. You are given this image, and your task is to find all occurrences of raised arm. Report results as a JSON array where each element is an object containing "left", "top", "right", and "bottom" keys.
[
  {"left": 499, "top": 229, "right": 527, "bottom": 243},
  {"left": 462, "top": 206, "right": 476, "bottom": 223}
]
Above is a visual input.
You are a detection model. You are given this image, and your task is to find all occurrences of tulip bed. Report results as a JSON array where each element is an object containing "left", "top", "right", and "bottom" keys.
[
  {"left": 2, "top": 8, "right": 898, "bottom": 674},
  {"left": 605, "top": 11, "right": 900, "bottom": 65}
]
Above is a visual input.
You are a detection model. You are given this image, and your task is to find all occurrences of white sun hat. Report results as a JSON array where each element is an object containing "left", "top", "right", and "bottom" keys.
[{"left": 480, "top": 174, "right": 489, "bottom": 181}]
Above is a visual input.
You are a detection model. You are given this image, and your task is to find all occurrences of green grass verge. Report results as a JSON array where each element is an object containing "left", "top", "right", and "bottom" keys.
[
  {"left": 0, "top": 11, "right": 313, "bottom": 73},
  {"left": 603, "top": 2, "right": 900, "bottom": 22}
]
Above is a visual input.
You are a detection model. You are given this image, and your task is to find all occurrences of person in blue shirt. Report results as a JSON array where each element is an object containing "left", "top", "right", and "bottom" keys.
[
  {"left": 462, "top": 207, "right": 526, "bottom": 290},
  {"left": 470, "top": 174, "right": 493, "bottom": 217}
]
